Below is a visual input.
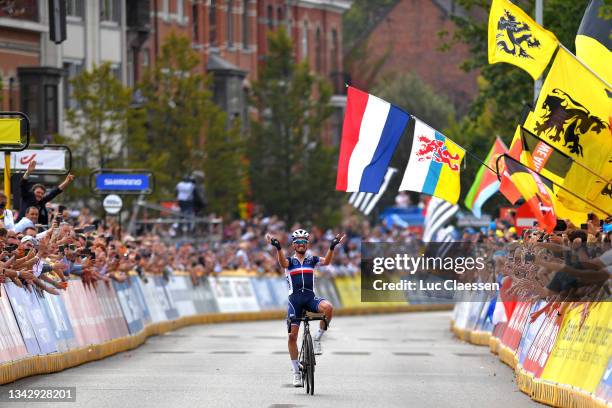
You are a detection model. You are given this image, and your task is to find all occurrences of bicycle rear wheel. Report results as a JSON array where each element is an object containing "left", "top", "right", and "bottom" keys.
[{"left": 305, "top": 331, "right": 315, "bottom": 395}]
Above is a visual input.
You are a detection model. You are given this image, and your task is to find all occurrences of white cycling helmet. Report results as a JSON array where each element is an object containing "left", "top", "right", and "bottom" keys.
[{"left": 291, "top": 229, "right": 310, "bottom": 241}]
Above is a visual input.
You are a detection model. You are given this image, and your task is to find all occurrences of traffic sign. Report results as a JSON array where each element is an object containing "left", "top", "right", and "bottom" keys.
[{"left": 103, "top": 194, "right": 123, "bottom": 215}]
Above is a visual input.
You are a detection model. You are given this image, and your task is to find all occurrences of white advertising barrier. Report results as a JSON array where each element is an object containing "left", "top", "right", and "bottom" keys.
[
  {"left": 208, "top": 277, "right": 260, "bottom": 313},
  {"left": 1, "top": 149, "right": 68, "bottom": 172},
  {"left": 165, "top": 275, "right": 197, "bottom": 317},
  {"left": 140, "top": 278, "right": 171, "bottom": 323},
  {"left": 0, "top": 286, "right": 28, "bottom": 363}
]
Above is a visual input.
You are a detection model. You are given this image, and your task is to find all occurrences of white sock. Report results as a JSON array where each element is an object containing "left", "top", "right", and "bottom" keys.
[
  {"left": 314, "top": 328, "right": 325, "bottom": 341},
  {"left": 291, "top": 360, "right": 300, "bottom": 374}
]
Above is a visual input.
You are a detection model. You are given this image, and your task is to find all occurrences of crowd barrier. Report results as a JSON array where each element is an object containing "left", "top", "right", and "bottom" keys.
[
  {"left": 451, "top": 299, "right": 611, "bottom": 408},
  {"left": 0, "top": 273, "right": 452, "bottom": 384}
]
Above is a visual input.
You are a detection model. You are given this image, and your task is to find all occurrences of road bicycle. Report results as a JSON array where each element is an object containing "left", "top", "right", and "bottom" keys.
[{"left": 295, "top": 313, "right": 328, "bottom": 395}]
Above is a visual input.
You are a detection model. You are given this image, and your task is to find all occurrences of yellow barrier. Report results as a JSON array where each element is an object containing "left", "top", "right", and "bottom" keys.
[
  {"left": 0, "top": 303, "right": 452, "bottom": 385},
  {"left": 450, "top": 321, "right": 612, "bottom": 408}
]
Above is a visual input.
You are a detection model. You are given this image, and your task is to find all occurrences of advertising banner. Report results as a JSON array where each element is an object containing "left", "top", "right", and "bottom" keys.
[
  {"left": 267, "top": 278, "right": 289, "bottom": 309},
  {"left": 4, "top": 283, "right": 41, "bottom": 355},
  {"left": 540, "top": 302, "right": 612, "bottom": 393},
  {"left": 333, "top": 275, "right": 363, "bottom": 308},
  {"left": 94, "top": 173, "right": 152, "bottom": 193},
  {"left": 0, "top": 285, "right": 28, "bottom": 362},
  {"left": 112, "top": 281, "right": 145, "bottom": 335},
  {"left": 250, "top": 277, "right": 278, "bottom": 310},
  {"left": 140, "top": 279, "right": 170, "bottom": 323},
  {"left": 165, "top": 275, "right": 197, "bottom": 316},
  {"left": 94, "top": 282, "right": 130, "bottom": 338},
  {"left": 129, "top": 277, "right": 152, "bottom": 325},
  {"left": 193, "top": 278, "right": 219, "bottom": 314},
  {"left": 501, "top": 302, "right": 531, "bottom": 351},
  {"left": 153, "top": 276, "right": 180, "bottom": 320},
  {"left": 522, "top": 311, "right": 563, "bottom": 377},
  {"left": 315, "top": 277, "right": 341, "bottom": 307},
  {"left": 1, "top": 149, "right": 68, "bottom": 172},
  {"left": 518, "top": 302, "right": 547, "bottom": 365},
  {"left": 39, "top": 292, "right": 76, "bottom": 352},
  {"left": 596, "top": 357, "right": 612, "bottom": 401},
  {"left": 208, "top": 277, "right": 260, "bottom": 312}
]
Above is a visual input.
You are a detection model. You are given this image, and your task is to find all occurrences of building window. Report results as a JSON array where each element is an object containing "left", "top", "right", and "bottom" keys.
[
  {"left": 142, "top": 48, "right": 150, "bottom": 67},
  {"left": 66, "top": 0, "right": 84, "bottom": 18},
  {"left": 330, "top": 28, "right": 338, "bottom": 73},
  {"left": 227, "top": 0, "right": 233, "bottom": 48},
  {"left": 63, "top": 61, "right": 83, "bottom": 109},
  {"left": 177, "top": 0, "right": 184, "bottom": 21},
  {"left": 162, "top": 0, "right": 169, "bottom": 15},
  {"left": 192, "top": 3, "right": 199, "bottom": 41},
  {"left": 44, "top": 85, "right": 58, "bottom": 135},
  {"left": 242, "top": 0, "right": 248, "bottom": 49},
  {"left": 111, "top": 64, "right": 122, "bottom": 81},
  {"left": 100, "top": 0, "right": 120, "bottom": 22},
  {"left": 301, "top": 21, "right": 308, "bottom": 58},
  {"left": 277, "top": 6, "right": 283, "bottom": 24},
  {"left": 209, "top": 0, "right": 217, "bottom": 45},
  {"left": 267, "top": 5, "right": 273, "bottom": 29},
  {"left": 315, "top": 27, "right": 322, "bottom": 73}
]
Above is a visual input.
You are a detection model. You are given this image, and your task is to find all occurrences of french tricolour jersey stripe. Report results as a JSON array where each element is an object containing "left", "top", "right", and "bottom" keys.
[
  {"left": 336, "top": 87, "right": 369, "bottom": 191},
  {"left": 346, "top": 95, "right": 391, "bottom": 191}
]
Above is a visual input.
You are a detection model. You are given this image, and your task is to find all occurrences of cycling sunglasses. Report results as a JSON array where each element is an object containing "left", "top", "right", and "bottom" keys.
[{"left": 293, "top": 239, "right": 308, "bottom": 245}]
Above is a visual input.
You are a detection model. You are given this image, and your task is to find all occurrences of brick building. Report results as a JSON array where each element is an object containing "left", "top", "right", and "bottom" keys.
[{"left": 345, "top": 0, "right": 479, "bottom": 111}]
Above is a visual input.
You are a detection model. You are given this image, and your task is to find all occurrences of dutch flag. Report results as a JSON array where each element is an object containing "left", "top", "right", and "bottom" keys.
[{"left": 336, "top": 86, "right": 410, "bottom": 193}]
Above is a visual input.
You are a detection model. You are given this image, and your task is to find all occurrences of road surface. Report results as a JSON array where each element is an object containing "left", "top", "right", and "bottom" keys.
[{"left": 0, "top": 311, "right": 541, "bottom": 407}]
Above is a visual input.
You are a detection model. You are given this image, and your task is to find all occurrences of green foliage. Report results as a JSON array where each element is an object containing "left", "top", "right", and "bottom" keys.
[
  {"left": 439, "top": 0, "right": 589, "bottom": 213},
  {"left": 63, "top": 62, "right": 132, "bottom": 202},
  {"left": 248, "top": 28, "right": 339, "bottom": 227},
  {"left": 135, "top": 33, "right": 244, "bottom": 215}
]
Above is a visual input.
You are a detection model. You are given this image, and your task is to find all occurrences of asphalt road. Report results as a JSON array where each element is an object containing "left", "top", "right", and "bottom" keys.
[{"left": 0, "top": 311, "right": 542, "bottom": 408}]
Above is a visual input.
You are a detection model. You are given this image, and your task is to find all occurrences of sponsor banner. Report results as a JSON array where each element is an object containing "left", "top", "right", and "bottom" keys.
[
  {"left": 68, "top": 281, "right": 105, "bottom": 344},
  {"left": 208, "top": 277, "right": 260, "bottom": 312},
  {"left": 62, "top": 280, "right": 92, "bottom": 346},
  {"left": 250, "top": 277, "right": 279, "bottom": 310},
  {"left": 20, "top": 289, "right": 57, "bottom": 355},
  {"left": 129, "top": 277, "right": 152, "bottom": 325},
  {"left": 4, "top": 283, "right": 42, "bottom": 355},
  {"left": 165, "top": 275, "right": 197, "bottom": 316},
  {"left": 1, "top": 149, "right": 68, "bottom": 172},
  {"left": 518, "top": 302, "right": 547, "bottom": 365},
  {"left": 333, "top": 275, "right": 364, "bottom": 308},
  {"left": 453, "top": 302, "right": 472, "bottom": 330},
  {"left": 153, "top": 276, "right": 180, "bottom": 320},
  {"left": 596, "top": 357, "right": 612, "bottom": 401},
  {"left": 0, "top": 285, "right": 28, "bottom": 362},
  {"left": 112, "top": 280, "right": 145, "bottom": 335},
  {"left": 522, "top": 311, "right": 563, "bottom": 377},
  {"left": 94, "top": 282, "right": 130, "bottom": 338},
  {"left": 193, "top": 278, "right": 220, "bottom": 314},
  {"left": 82, "top": 284, "right": 111, "bottom": 342},
  {"left": 267, "top": 278, "right": 289, "bottom": 309},
  {"left": 501, "top": 302, "right": 531, "bottom": 351},
  {"left": 541, "top": 302, "right": 612, "bottom": 393},
  {"left": 474, "top": 300, "right": 494, "bottom": 332},
  {"left": 466, "top": 300, "right": 486, "bottom": 331},
  {"left": 315, "top": 277, "right": 342, "bottom": 307},
  {"left": 95, "top": 173, "right": 152, "bottom": 193},
  {"left": 39, "top": 292, "right": 76, "bottom": 352},
  {"left": 140, "top": 278, "right": 170, "bottom": 323}
]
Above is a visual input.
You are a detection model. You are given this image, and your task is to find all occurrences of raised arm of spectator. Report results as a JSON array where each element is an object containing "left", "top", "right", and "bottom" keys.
[{"left": 20, "top": 160, "right": 36, "bottom": 201}]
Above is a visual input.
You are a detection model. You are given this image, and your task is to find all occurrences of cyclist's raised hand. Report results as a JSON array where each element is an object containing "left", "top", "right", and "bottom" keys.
[
  {"left": 330, "top": 233, "right": 346, "bottom": 250},
  {"left": 265, "top": 233, "right": 281, "bottom": 250}
]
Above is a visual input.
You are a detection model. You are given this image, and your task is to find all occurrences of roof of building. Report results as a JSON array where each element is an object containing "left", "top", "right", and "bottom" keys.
[{"left": 207, "top": 54, "right": 246, "bottom": 76}]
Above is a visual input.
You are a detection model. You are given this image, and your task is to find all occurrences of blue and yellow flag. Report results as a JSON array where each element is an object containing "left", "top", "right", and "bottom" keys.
[{"left": 399, "top": 119, "right": 465, "bottom": 204}]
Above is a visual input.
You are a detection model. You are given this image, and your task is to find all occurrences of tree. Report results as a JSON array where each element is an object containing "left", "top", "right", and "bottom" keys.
[
  {"left": 135, "top": 33, "right": 243, "bottom": 215},
  {"left": 63, "top": 62, "right": 132, "bottom": 202},
  {"left": 248, "top": 28, "right": 338, "bottom": 226}
]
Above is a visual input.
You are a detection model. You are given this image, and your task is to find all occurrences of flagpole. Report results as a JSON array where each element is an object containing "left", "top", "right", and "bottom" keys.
[
  {"left": 534, "top": 0, "right": 543, "bottom": 102},
  {"left": 496, "top": 154, "right": 611, "bottom": 217}
]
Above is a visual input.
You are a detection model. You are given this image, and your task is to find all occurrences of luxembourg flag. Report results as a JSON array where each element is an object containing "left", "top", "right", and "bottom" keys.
[{"left": 336, "top": 86, "right": 410, "bottom": 193}]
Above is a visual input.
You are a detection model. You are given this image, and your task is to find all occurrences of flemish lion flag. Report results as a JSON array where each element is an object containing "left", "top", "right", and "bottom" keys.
[
  {"left": 524, "top": 47, "right": 612, "bottom": 216},
  {"left": 488, "top": 0, "right": 558, "bottom": 80}
]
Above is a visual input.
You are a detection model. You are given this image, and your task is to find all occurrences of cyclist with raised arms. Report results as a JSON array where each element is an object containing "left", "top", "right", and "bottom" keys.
[{"left": 266, "top": 229, "right": 345, "bottom": 387}]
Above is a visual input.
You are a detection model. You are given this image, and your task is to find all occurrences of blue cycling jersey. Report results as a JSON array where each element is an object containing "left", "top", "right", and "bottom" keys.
[{"left": 285, "top": 255, "right": 320, "bottom": 294}]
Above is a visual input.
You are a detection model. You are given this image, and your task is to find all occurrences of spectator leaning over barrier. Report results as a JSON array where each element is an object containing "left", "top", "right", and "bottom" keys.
[
  {"left": 0, "top": 191, "right": 15, "bottom": 230},
  {"left": 19, "top": 160, "right": 75, "bottom": 225}
]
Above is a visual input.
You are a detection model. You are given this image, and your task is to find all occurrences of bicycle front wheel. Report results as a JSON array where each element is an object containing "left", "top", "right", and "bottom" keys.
[{"left": 305, "top": 331, "right": 315, "bottom": 395}]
